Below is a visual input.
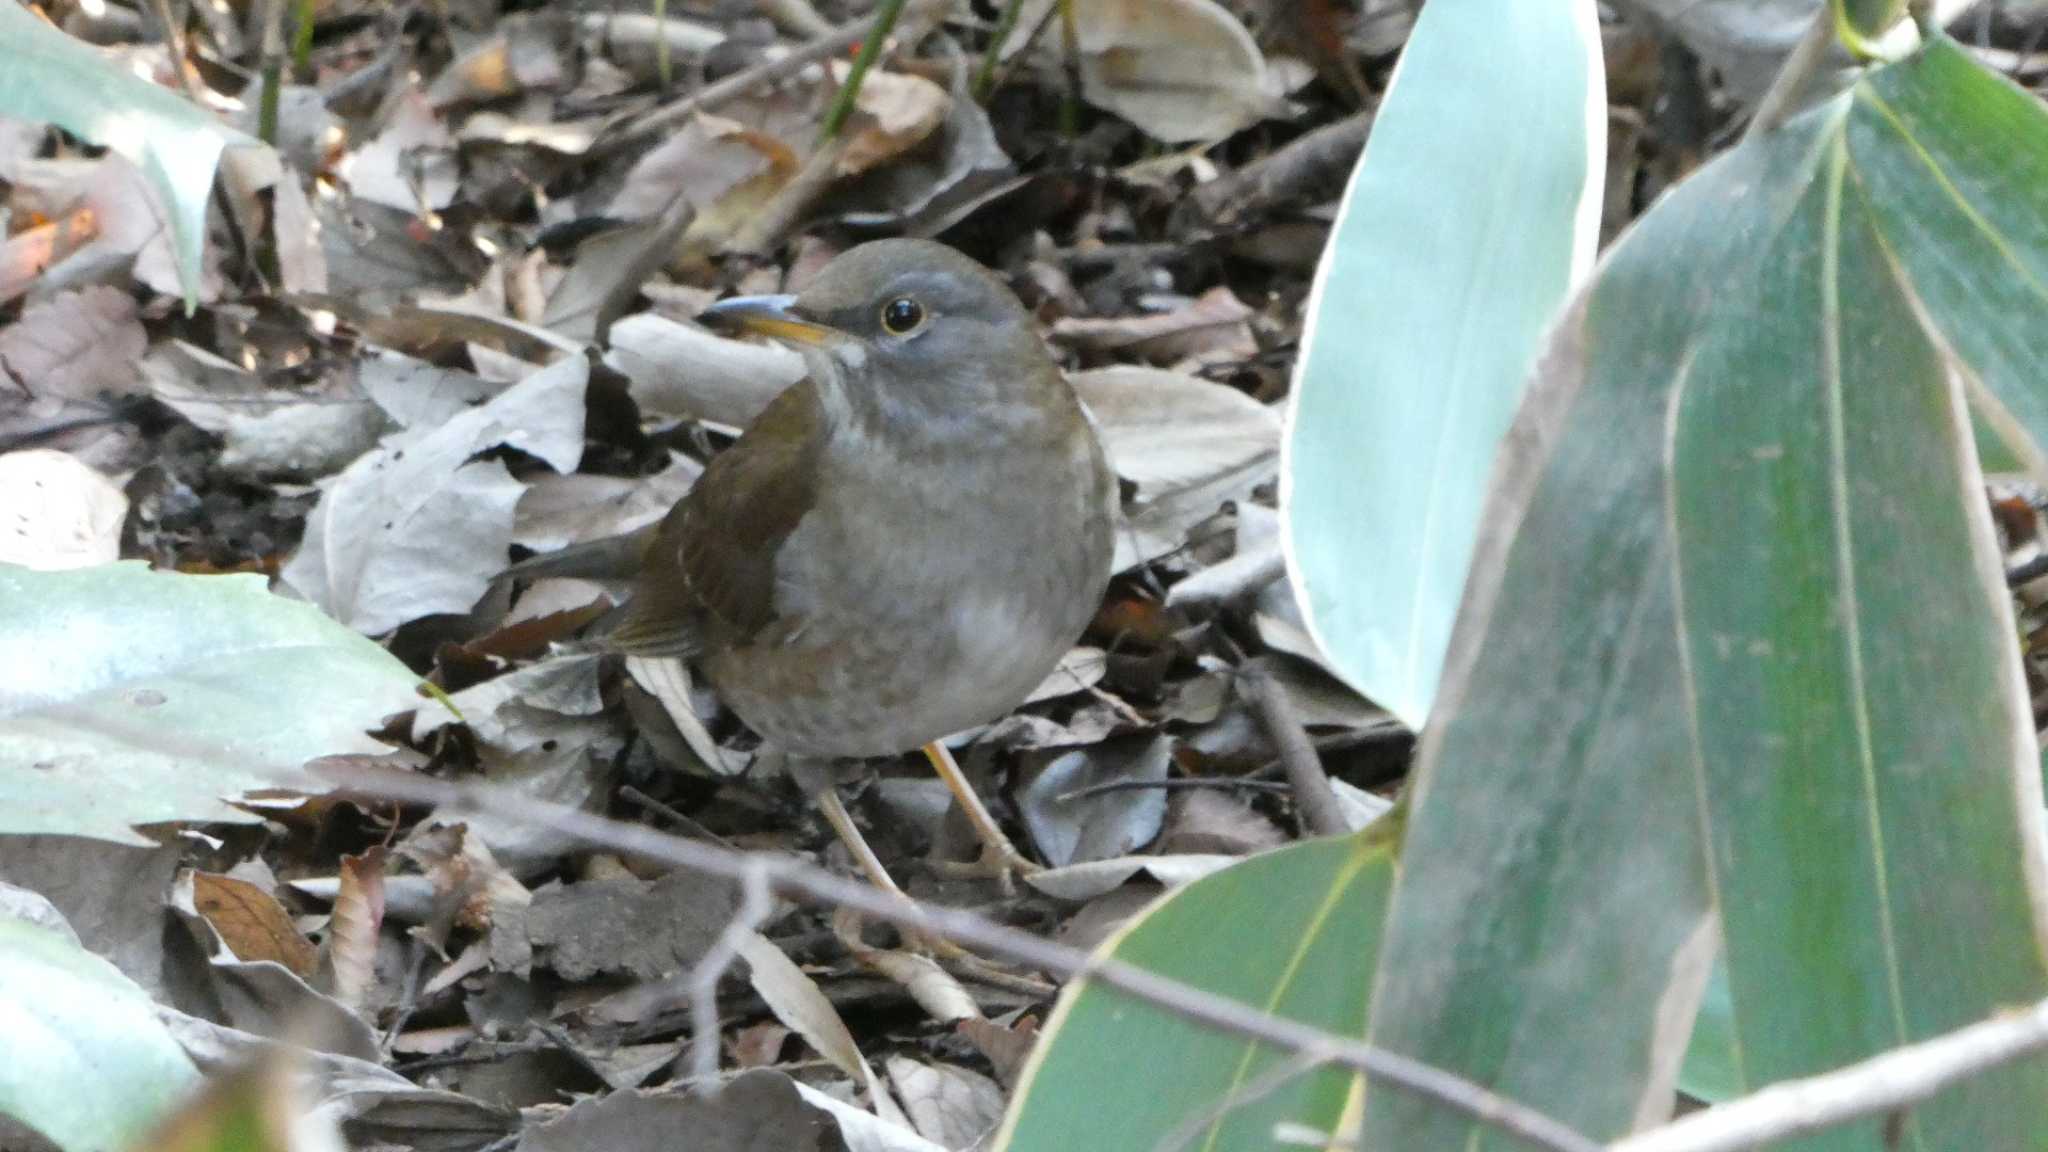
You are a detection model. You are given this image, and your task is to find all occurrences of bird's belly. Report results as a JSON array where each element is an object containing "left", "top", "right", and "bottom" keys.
[{"left": 703, "top": 545, "right": 1099, "bottom": 759}]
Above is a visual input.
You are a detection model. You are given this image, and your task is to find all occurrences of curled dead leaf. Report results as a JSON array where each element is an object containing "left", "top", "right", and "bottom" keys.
[{"left": 831, "top": 63, "right": 951, "bottom": 177}]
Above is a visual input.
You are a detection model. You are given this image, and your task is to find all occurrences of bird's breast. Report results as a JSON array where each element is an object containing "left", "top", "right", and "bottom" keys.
[{"left": 704, "top": 416, "right": 1113, "bottom": 759}]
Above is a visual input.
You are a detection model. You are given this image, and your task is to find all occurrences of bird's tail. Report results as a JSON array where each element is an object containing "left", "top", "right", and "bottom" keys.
[{"left": 495, "top": 523, "right": 658, "bottom": 584}]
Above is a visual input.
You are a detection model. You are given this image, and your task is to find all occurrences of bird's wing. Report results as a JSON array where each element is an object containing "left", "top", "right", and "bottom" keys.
[
  {"left": 494, "top": 523, "right": 659, "bottom": 584},
  {"left": 602, "top": 379, "right": 827, "bottom": 657}
]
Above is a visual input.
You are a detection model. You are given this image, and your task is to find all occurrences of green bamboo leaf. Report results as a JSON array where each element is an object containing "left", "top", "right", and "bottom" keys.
[
  {"left": 1849, "top": 39, "right": 2048, "bottom": 474},
  {"left": 1281, "top": 0, "right": 1604, "bottom": 728},
  {"left": 994, "top": 831, "right": 1395, "bottom": 1152},
  {"left": 0, "top": 1, "right": 255, "bottom": 306},
  {"left": 0, "top": 563, "right": 430, "bottom": 845},
  {"left": 1362, "top": 37, "right": 2048, "bottom": 1149}
]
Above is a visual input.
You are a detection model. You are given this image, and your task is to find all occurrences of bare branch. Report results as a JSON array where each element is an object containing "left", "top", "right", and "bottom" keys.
[
  {"left": 321, "top": 762, "right": 1596, "bottom": 1152},
  {"left": 1241, "top": 666, "right": 1351, "bottom": 838},
  {"left": 688, "top": 857, "right": 773, "bottom": 1083},
  {"left": 1152, "top": 1050, "right": 1330, "bottom": 1152},
  {"left": 1615, "top": 995, "right": 2048, "bottom": 1152},
  {"left": 597, "top": 18, "right": 867, "bottom": 159}
]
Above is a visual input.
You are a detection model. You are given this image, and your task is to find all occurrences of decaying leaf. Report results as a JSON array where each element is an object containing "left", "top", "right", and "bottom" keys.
[
  {"left": 1001, "top": 0, "right": 1283, "bottom": 141},
  {"left": 191, "top": 872, "right": 318, "bottom": 978},
  {"left": 281, "top": 355, "right": 588, "bottom": 635},
  {"left": 0, "top": 449, "right": 126, "bottom": 569},
  {"left": 0, "top": 284, "right": 148, "bottom": 407},
  {"left": 832, "top": 63, "right": 952, "bottom": 177},
  {"left": 313, "top": 849, "right": 385, "bottom": 1011}
]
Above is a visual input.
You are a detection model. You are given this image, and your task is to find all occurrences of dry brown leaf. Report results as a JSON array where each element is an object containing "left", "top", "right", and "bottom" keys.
[
  {"left": 315, "top": 848, "right": 386, "bottom": 1012},
  {"left": 956, "top": 1015, "right": 1039, "bottom": 1088},
  {"left": 883, "top": 1056, "right": 1006, "bottom": 1151},
  {"left": 0, "top": 206, "right": 98, "bottom": 304},
  {"left": 192, "top": 872, "right": 318, "bottom": 978},
  {"left": 426, "top": 12, "right": 574, "bottom": 107},
  {"left": 609, "top": 113, "right": 795, "bottom": 220},
  {"left": 0, "top": 285, "right": 147, "bottom": 405},
  {"left": 395, "top": 823, "right": 533, "bottom": 972},
  {"left": 1002, "top": 0, "right": 1281, "bottom": 142},
  {"left": 831, "top": 63, "right": 952, "bottom": 177},
  {"left": 5, "top": 152, "right": 215, "bottom": 301},
  {"left": 344, "top": 86, "right": 459, "bottom": 213},
  {"left": 739, "top": 930, "right": 911, "bottom": 1128},
  {"left": 1050, "top": 285, "right": 1256, "bottom": 367},
  {"left": 732, "top": 1020, "right": 793, "bottom": 1068}
]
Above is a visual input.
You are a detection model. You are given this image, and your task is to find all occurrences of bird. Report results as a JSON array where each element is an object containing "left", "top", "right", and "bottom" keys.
[{"left": 517, "top": 238, "right": 1118, "bottom": 895}]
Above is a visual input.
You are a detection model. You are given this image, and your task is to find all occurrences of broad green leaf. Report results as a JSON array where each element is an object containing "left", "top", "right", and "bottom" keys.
[
  {"left": 1362, "top": 37, "right": 2048, "bottom": 1150},
  {"left": 1281, "top": 0, "right": 1603, "bottom": 728},
  {"left": 0, "top": 914, "right": 200, "bottom": 1151},
  {"left": 994, "top": 830, "right": 1395, "bottom": 1152},
  {"left": 0, "top": 563, "right": 429, "bottom": 845},
  {"left": 0, "top": 2, "right": 254, "bottom": 306},
  {"left": 1681, "top": 41, "right": 2048, "bottom": 1147},
  {"left": 1850, "top": 39, "right": 2048, "bottom": 474}
]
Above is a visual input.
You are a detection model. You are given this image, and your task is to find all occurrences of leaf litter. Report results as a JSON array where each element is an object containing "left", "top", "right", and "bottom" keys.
[{"left": 0, "top": 0, "right": 1769, "bottom": 1146}]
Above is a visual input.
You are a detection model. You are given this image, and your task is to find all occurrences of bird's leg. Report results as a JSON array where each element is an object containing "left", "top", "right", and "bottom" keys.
[
  {"left": 795, "top": 758, "right": 969, "bottom": 959},
  {"left": 922, "top": 741, "right": 1041, "bottom": 887}
]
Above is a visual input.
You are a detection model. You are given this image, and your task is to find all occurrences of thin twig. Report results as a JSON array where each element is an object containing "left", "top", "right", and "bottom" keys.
[
  {"left": 1153, "top": 1050, "right": 1328, "bottom": 1152},
  {"left": 619, "top": 784, "right": 739, "bottom": 849},
  {"left": 256, "top": 0, "right": 287, "bottom": 145},
  {"left": 322, "top": 763, "right": 1597, "bottom": 1152},
  {"left": 723, "top": 133, "right": 849, "bottom": 255},
  {"left": 599, "top": 19, "right": 868, "bottom": 159},
  {"left": 1188, "top": 110, "right": 1374, "bottom": 225},
  {"left": 1056, "top": 0, "right": 1082, "bottom": 135},
  {"left": 688, "top": 858, "right": 772, "bottom": 1083},
  {"left": 1614, "top": 994, "right": 2048, "bottom": 1152},
  {"left": 972, "top": 0, "right": 1028, "bottom": 101},
  {"left": 1242, "top": 668, "right": 1351, "bottom": 838},
  {"left": 147, "top": 0, "right": 208, "bottom": 106},
  {"left": 1744, "top": 7, "right": 1836, "bottom": 142},
  {"left": 1055, "top": 776, "right": 1293, "bottom": 803},
  {"left": 289, "top": 0, "right": 315, "bottom": 77},
  {"left": 818, "top": 0, "right": 910, "bottom": 141},
  {"left": 984, "top": 0, "right": 1064, "bottom": 111},
  {"left": 647, "top": 0, "right": 671, "bottom": 90},
  {"left": 1247, "top": 723, "right": 1413, "bottom": 782}
]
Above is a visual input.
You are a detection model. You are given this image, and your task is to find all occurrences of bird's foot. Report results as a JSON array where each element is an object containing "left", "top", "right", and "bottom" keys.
[{"left": 930, "top": 841, "right": 1042, "bottom": 896}]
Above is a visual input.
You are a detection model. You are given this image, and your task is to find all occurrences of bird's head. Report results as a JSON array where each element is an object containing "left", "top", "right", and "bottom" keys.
[{"left": 698, "top": 239, "right": 1059, "bottom": 425}]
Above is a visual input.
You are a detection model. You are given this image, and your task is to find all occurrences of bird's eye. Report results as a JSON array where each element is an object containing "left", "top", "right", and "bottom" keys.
[{"left": 879, "top": 296, "right": 925, "bottom": 335}]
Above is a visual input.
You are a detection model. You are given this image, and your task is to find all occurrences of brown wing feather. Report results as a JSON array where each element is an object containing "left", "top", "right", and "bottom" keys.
[{"left": 603, "top": 380, "right": 826, "bottom": 657}]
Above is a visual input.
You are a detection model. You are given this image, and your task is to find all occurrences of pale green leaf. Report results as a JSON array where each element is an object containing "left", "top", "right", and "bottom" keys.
[
  {"left": 0, "top": 2, "right": 255, "bottom": 306},
  {"left": 0, "top": 563, "right": 429, "bottom": 845},
  {"left": 1282, "top": 0, "right": 1604, "bottom": 728},
  {"left": 0, "top": 914, "right": 200, "bottom": 1151}
]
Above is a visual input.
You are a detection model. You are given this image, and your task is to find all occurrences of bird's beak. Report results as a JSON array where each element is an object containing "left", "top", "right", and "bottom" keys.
[{"left": 697, "top": 294, "right": 838, "bottom": 347}]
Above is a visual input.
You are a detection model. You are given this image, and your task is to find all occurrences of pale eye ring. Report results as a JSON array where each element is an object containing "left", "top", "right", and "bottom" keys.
[{"left": 879, "top": 296, "right": 925, "bottom": 335}]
